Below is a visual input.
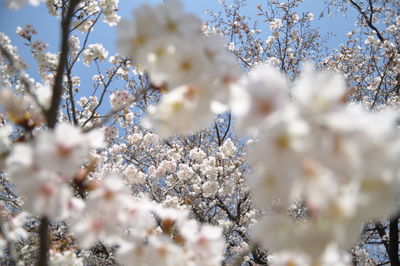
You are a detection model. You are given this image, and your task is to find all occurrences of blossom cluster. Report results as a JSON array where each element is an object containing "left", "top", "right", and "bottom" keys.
[
  {"left": 83, "top": 43, "right": 109, "bottom": 66},
  {"left": 1, "top": 119, "right": 226, "bottom": 265},
  {"left": 232, "top": 63, "right": 400, "bottom": 263},
  {"left": 5, "top": 123, "right": 102, "bottom": 219},
  {"left": 117, "top": 0, "right": 241, "bottom": 137},
  {"left": 1, "top": 0, "right": 400, "bottom": 265},
  {"left": 5, "top": 0, "right": 121, "bottom": 28},
  {"left": 70, "top": 175, "right": 225, "bottom": 266}
]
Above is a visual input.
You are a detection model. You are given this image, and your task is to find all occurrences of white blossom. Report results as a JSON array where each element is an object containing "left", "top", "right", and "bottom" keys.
[
  {"left": 35, "top": 123, "right": 90, "bottom": 177},
  {"left": 269, "top": 19, "right": 283, "bottom": 30},
  {"left": 83, "top": 43, "right": 108, "bottom": 66}
]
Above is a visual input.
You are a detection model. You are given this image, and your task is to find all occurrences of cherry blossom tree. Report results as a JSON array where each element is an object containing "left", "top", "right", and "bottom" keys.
[{"left": 0, "top": 0, "right": 400, "bottom": 265}]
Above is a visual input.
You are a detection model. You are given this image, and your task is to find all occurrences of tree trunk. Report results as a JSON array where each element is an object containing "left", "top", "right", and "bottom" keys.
[{"left": 388, "top": 215, "right": 400, "bottom": 266}]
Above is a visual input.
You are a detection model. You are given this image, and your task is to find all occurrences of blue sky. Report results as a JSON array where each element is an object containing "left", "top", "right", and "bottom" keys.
[
  {"left": 0, "top": 0, "right": 357, "bottom": 110},
  {"left": 0, "top": 0, "right": 357, "bottom": 65}
]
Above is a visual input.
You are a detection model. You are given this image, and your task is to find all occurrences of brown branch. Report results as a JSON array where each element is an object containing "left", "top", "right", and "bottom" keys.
[
  {"left": 39, "top": 2, "right": 81, "bottom": 266},
  {"left": 46, "top": 0, "right": 81, "bottom": 129},
  {"left": 221, "top": 112, "right": 232, "bottom": 143},
  {"left": 217, "top": 198, "right": 237, "bottom": 222},
  {"left": 66, "top": 70, "right": 78, "bottom": 125},
  {"left": 38, "top": 216, "right": 49, "bottom": 266},
  {"left": 81, "top": 61, "right": 122, "bottom": 128},
  {"left": 374, "top": 221, "right": 391, "bottom": 257},
  {"left": 370, "top": 56, "right": 393, "bottom": 109},
  {"left": 230, "top": 50, "right": 251, "bottom": 67},
  {"left": 348, "top": 0, "right": 385, "bottom": 43},
  {"left": 214, "top": 122, "right": 222, "bottom": 146},
  {"left": 389, "top": 214, "right": 400, "bottom": 265},
  {"left": 68, "top": 11, "right": 102, "bottom": 71}
]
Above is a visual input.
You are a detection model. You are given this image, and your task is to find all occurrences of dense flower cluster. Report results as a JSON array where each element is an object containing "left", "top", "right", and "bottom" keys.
[
  {"left": 240, "top": 64, "right": 400, "bottom": 263},
  {"left": 117, "top": 0, "right": 241, "bottom": 137},
  {"left": 1, "top": 0, "right": 400, "bottom": 265},
  {"left": 110, "top": 90, "right": 133, "bottom": 111}
]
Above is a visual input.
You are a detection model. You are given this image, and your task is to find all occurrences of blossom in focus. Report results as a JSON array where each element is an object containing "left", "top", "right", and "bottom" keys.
[
  {"left": 83, "top": 43, "right": 109, "bottom": 66},
  {"left": 110, "top": 90, "right": 134, "bottom": 111}
]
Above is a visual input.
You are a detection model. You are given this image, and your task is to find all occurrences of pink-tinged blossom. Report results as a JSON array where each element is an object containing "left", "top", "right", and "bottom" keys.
[
  {"left": 176, "top": 163, "right": 194, "bottom": 180},
  {"left": 69, "top": 175, "right": 131, "bottom": 248},
  {"left": 69, "top": 35, "right": 81, "bottom": 59},
  {"left": 34, "top": 123, "right": 90, "bottom": 177},
  {"left": 142, "top": 84, "right": 214, "bottom": 138},
  {"left": 253, "top": 215, "right": 333, "bottom": 257},
  {"left": 134, "top": 37, "right": 208, "bottom": 88},
  {"left": 115, "top": 243, "right": 150, "bottom": 266},
  {"left": 110, "top": 90, "right": 133, "bottom": 111},
  {"left": 69, "top": 177, "right": 128, "bottom": 248},
  {"left": 16, "top": 24, "right": 37, "bottom": 39},
  {"left": 123, "top": 165, "right": 146, "bottom": 184},
  {"left": 189, "top": 148, "right": 207, "bottom": 163},
  {"left": 318, "top": 244, "right": 352, "bottom": 266},
  {"left": 70, "top": 212, "right": 122, "bottom": 249},
  {"left": 85, "top": 129, "right": 105, "bottom": 149},
  {"left": 30, "top": 40, "right": 48, "bottom": 52},
  {"left": 103, "top": 125, "right": 118, "bottom": 140},
  {"left": 246, "top": 63, "right": 400, "bottom": 260},
  {"left": 120, "top": 200, "right": 157, "bottom": 238},
  {"left": 86, "top": 174, "right": 132, "bottom": 215},
  {"left": 11, "top": 170, "right": 73, "bottom": 219},
  {"left": 291, "top": 159, "right": 339, "bottom": 212},
  {"left": 231, "top": 64, "right": 288, "bottom": 134},
  {"left": 184, "top": 224, "right": 225, "bottom": 266}
]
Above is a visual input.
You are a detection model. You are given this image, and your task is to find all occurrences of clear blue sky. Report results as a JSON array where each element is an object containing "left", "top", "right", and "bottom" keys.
[
  {"left": 0, "top": 0, "right": 357, "bottom": 63},
  {"left": 0, "top": 0, "right": 357, "bottom": 104}
]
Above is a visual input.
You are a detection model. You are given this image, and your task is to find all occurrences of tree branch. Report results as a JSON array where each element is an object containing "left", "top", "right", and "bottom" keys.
[
  {"left": 46, "top": 0, "right": 81, "bottom": 129},
  {"left": 38, "top": 216, "right": 49, "bottom": 266},
  {"left": 348, "top": 0, "right": 385, "bottom": 43},
  {"left": 389, "top": 214, "right": 400, "bottom": 265}
]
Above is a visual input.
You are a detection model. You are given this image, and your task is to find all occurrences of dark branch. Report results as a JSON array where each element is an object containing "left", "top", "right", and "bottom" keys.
[{"left": 46, "top": 0, "right": 81, "bottom": 129}]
